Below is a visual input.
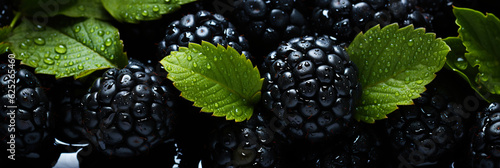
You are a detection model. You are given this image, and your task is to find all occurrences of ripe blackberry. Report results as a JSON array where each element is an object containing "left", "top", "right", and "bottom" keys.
[
  {"left": 157, "top": 10, "right": 253, "bottom": 63},
  {"left": 205, "top": 111, "right": 285, "bottom": 168},
  {"left": 0, "top": 0, "right": 14, "bottom": 27},
  {"left": 261, "top": 35, "right": 360, "bottom": 143},
  {"left": 311, "top": 0, "right": 433, "bottom": 43},
  {"left": 315, "top": 123, "right": 382, "bottom": 168},
  {"left": 0, "top": 64, "right": 58, "bottom": 165},
  {"left": 229, "top": 0, "right": 310, "bottom": 56},
  {"left": 80, "top": 62, "right": 175, "bottom": 157},
  {"left": 469, "top": 102, "right": 500, "bottom": 168},
  {"left": 385, "top": 70, "right": 473, "bottom": 167}
]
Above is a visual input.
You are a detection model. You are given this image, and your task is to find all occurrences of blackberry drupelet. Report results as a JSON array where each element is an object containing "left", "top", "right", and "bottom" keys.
[
  {"left": 80, "top": 62, "right": 175, "bottom": 157},
  {"left": 469, "top": 102, "right": 500, "bottom": 168},
  {"left": 0, "top": 64, "right": 58, "bottom": 166},
  {"left": 229, "top": 0, "right": 310, "bottom": 55},
  {"left": 311, "top": 0, "right": 433, "bottom": 43},
  {"left": 157, "top": 10, "right": 253, "bottom": 63},
  {"left": 261, "top": 35, "right": 360, "bottom": 144},
  {"left": 205, "top": 111, "right": 285, "bottom": 168}
]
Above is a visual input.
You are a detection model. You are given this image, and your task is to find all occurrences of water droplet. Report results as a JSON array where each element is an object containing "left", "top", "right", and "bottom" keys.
[
  {"left": 100, "top": 45, "right": 105, "bottom": 51},
  {"left": 78, "top": 5, "right": 85, "bottom": 11},
  {"left": 105, "top": 38, "right": 112, "bottom": 47},
  {"left": 69, "top": 61, "right": 74, "bottom": 66},
  {"left": 98, "top": 30, "right": 104, "bottom": 36},
  {"left": 78, "top": 65, "right": 84, "bottom": 70},
  {"left": 408, "top": 39, "right": 414, "bottom": 46},
  {"left": 152, "top": 5, "right": 160, "bottom": 12},
  {"left": 55, "top": 44, "right": 67, "bottom": 54},
  {"left": 19, "top": 42, "right": 28, "bottom": 49},
  {"left": 142, "top": 10, "right": 148, "bottom": 16},
  {"left": 206, "top": 63, "right": 211, "bottom": 69},
  {"left": 187, "top": 56, "right": 192, "bottom": 61},
  {"left": 109, "top": 55, "right": 115, "bottom": 60},
  {"left": 416, "top": 80, "right": 424, "bottom": 84},
  {"left": 43, "top": 57, "right": 54, "bottom": 65},
  {"left": 34, "top": 38, "right": 45, "bottom": 45},
  {"left": 193, "top": 62, "right": 198, "bottom": 67},
  {"left": 454, "top": 57, "right": 468, "bottom": 70}
]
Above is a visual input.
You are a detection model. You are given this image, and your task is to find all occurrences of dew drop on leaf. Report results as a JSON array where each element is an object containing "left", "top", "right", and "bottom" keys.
[
  {"left": 55, "top": 44, "right": 67, "bottom": 54},
  {"left": 454, "top": 57, "right": 468, "bottom": 70},
  {"left": 152, "top": 5, "right": 160, "bottom": 12},
  {"left": 34, "top": 38, "right": 45, "bottom": 45},
  {"left": 408, "top": 39, "right": 414, "bottom": 46},
  {"left": 43, "top": 57, "right": 54, "bottom": 65}
]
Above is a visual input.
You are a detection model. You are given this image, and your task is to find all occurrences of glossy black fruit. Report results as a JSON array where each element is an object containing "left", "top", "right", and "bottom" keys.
[
  {"left": 261, "top": 35, "right": 360, "bottom": 144},
  {"left": 80, "top": 62, "right": 175, "bottom": 157}
]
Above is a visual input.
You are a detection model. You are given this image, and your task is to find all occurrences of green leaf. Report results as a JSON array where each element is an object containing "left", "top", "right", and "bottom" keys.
[
  {"left": 454, "top": 7, "right": 500, "bottom": 95},
  {"left": 348, "top": 24, "right": 449, "bottom": 123},
  {"left": 444, "top": 37, "right": 500, "bottom": 102},
  {"left": 160, "top": 41, "right": 263, "bottom": 122},
  {"left": 102, "top": 0, "right": 197, "bottom": 23},
  {"left": 6, "top": 17, "right": 128, "bottom": 79},
  {"left": 19, "top": 0, "right": 111, "bottom": 20},
  {"left": 58, "top": 0, "right": 112, "bottom": 20}
]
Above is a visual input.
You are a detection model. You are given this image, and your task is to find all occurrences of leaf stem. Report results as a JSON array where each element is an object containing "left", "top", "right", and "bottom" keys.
[{"left": 10, "top": 12, "right": 22, "bottom": 28}]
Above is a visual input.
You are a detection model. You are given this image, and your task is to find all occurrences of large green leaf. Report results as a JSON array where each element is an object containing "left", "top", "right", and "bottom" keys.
[
  {"left": 102, "top": 0, "right": 197, "bottom": 23},
  {"left": 19, "top": 0, "right": 110, "bottom": 20},
  {"left": 6, "top": 17, "right": 127, "bottom": 78},
  {"left": 454, "top": 7, "right": 500, "bottom": 95},
  {"left": 160, "top": 41, "right": 263, "bottom": 122},
  {"left": 348, "top": 24, "right": 449, "bottom": 123}
]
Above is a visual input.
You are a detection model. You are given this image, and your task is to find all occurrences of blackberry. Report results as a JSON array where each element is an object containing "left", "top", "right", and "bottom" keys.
[
  {"left": 261, "top": 35, "right": 360, "bottom": 143},
  {"left": 311, "top": 0, "right": 433, "bottom": 43},
  {"left": 314, "top": 123, "right": 382, "bottom": 168},
  {"left": 157, "top": 10, "right": 252, "bottom": 63},
  {"left": 0, "top": 0, "right": 14, "bottom": 27},
  {"left": 0, "top": 64, "right": 58, "bottom": 166},
  {"left": 205, "top": 111, "right": 284, "bottom": 168},
  {"left": 385, "top": 70, "right": 474, "bottom": 167},
  {"left": 79, "top": 62, "right": 175, "bottom": 157},
  {"left": 229, "top": 0, "right": 310, "bottom": 56},
  {"left": 469, "top": 102, "right": 500, "bottom": 168}
]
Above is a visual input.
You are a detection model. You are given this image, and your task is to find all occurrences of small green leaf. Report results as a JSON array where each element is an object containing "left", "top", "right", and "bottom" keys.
[
  {"left": 444, "top": 37, "right": 500, "bottom": 102},
  {"left": 102, "top": 0, "right": 197, "bottom": 23},
  {"left": 348, "top": 24, "right": 449, "bottom": 123},
  {"left": 160, "top": 41, "right": 263, "bottom": 122},
  {"left": 454, "top": 7, "right": 500, "bottom": 95},
  {"left": 6, "top": 17, "right": 127, "bottom": 79}
]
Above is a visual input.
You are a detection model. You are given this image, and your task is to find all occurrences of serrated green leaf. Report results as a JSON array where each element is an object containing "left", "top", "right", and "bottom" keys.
[
  {"left": 58, "top": 0, "right": 112, "bottom": 20},
  {"left": 444, "top": 37, "right": 500, "bottom": 102},
  {"left": 454, "top": 7, "right": 500, "bottom": 95},
  {"left": 348, "top": 24, "right": 449, "bottom": 123},
  {"left": 6, "top": 17, "right": 127, "bottom": 79},
  {"left": 102, "top": 0, "right": 197, "bottom": 23},
  {"left": 160, "top": 41, "right": 263, "bottom": 122}
]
